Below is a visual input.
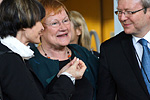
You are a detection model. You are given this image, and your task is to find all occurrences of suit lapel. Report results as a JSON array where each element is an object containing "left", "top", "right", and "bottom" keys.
[{"left": 121, "top": 33, "right": 149, "bottom": 95}]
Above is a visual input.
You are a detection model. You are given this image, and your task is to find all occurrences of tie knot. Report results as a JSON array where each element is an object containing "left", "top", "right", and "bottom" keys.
[{"left": 138, "top": 39, "right": 148, "bottom": 46}]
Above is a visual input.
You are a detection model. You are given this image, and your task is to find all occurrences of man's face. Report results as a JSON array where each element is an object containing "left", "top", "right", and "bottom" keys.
[{"left": 117, "top": 0, "right": 150, "bottom": 37}]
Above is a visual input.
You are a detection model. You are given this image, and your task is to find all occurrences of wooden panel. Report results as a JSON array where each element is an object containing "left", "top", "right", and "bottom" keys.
[
  {"left": 101, "top": 0, "right": 114, "bottom": 41},
  {"left": 63, "top": 0, "right": 102, "bottom": 51}
]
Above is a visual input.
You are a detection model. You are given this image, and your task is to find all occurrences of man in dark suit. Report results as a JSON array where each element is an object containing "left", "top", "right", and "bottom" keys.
[{"left": 97, "top": 0, "right": 150, "bottom": 100}]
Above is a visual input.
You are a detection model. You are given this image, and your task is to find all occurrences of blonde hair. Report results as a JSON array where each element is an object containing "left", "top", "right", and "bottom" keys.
[{"left": 69, "top": 11, "right": 91, "bottom": 50}]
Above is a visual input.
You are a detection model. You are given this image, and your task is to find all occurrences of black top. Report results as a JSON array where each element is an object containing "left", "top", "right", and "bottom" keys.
[
  {"left": 0, "top": 42, "right": 75, "bottom": 100},
  {"left": 29, "top": 44, "right": 99, "bottom": 100},
  {"left": 59, "top": 49, "right": 94, "bottom": 100}
]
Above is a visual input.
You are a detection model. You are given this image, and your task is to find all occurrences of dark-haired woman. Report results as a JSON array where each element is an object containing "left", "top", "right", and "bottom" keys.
[{"left": 0, "top": 0, "right": 86, "bottom": 100}]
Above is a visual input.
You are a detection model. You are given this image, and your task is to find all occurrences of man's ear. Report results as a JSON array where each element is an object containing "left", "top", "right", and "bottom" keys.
[{"left": 146, "top": 8, "right": 150, "bottom": 17}]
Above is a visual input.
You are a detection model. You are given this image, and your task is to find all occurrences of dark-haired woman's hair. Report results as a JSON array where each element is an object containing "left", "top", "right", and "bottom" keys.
[{"left": 0, "top": 0, "right": 45, "bottom": 38}]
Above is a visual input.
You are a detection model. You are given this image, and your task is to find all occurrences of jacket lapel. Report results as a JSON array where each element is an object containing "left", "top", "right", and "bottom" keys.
[{"left": 121, "top": 33, "right": 149, "bottom": 95}]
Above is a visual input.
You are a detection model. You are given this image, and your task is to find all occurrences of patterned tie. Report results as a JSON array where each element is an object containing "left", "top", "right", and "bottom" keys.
[{"left": 138, "top": 39, "right": 150, "bottom": 94}]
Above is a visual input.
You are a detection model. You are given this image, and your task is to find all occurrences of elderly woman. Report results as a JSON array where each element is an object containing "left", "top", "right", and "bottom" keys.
[
  {"left": 29, "top": 0, "right": 99, "bottom": 100},
  {"left": 0, "top": 0, "right": 86, "bottom": 100}
]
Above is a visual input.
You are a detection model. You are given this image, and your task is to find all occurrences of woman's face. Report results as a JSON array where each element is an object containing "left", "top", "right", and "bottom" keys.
[
  {"left": 41, "top": 9, "right": 71, "bottom": 48},
  {"left": 70, "top": 22, "right": 81, "bottom": 44},
  {"left": 21, "top": 21, "right": 44, "bottom": 45}
]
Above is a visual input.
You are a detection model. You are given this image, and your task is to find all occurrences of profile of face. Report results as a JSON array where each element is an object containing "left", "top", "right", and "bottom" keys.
[
  {"left": 117, "top": 0, "right": 150, "bottom": 37},
  {"left": 70, "top": 22, "right": 81, "bottom": 44},
  {"left": 41, "top": 8, "right": 71, "bottom": 47},
  {"left": 22, "top": 21, "right": 44, "bottom": 44}
]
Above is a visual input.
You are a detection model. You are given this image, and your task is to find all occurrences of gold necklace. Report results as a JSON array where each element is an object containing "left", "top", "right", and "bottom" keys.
[{"left": 41, "top": 45, "right": 71, "bottom": 60}]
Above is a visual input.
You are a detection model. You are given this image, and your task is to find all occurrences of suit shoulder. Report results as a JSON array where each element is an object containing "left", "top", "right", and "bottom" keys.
[{"left": 102, "top": 31, "right": 131, "bottom": 45}]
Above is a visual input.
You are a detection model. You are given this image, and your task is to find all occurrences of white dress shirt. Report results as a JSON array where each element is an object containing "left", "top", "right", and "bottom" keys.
[{"left": 132, "top": 31, "right": 150, "bottom": 68}]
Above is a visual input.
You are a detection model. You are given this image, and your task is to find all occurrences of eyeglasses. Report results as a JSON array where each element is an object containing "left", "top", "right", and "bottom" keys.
[
  {"left": 43, "top": 17, "right": 70, "bottom": 28},
  {"left": 115, "top": 8, "right": 146, "bottom": 17}
]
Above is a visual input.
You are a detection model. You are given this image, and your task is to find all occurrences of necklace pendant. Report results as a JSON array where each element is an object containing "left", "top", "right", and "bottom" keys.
[
  {"left": 68, "top": 55, "right": 71, "bottom": 58},
  {"left": 68, "top": 55, "right": 71, "bottom": 61}
]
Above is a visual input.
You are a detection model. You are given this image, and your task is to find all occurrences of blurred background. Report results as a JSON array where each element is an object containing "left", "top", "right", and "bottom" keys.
[{"left": 61, "top": 0, "right": 123, "bottom": 52}]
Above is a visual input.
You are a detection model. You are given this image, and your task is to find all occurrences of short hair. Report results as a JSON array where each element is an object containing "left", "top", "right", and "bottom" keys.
[
  {"left": 141, "top": 0, "right": 150, "bottom": 8},
  {"left": 117, "top": 0, "right": 150, "bottom": 8},
  {"left": 39, "top": 0, "right": 69, "bottom": 23},
  {"left": 69, "top": 11, "right": 91, "bottom": 50},
  {"left": 0, "top": 0, "right": 45, "bottom": 38}
]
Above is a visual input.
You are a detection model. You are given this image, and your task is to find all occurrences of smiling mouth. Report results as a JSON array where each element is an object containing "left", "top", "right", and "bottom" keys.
[
  {"left": 57, "top": 33, "right": 68, "bottom": 37},
  {"left": 123, "top": 23, "right": 131, "bottom": 27}
]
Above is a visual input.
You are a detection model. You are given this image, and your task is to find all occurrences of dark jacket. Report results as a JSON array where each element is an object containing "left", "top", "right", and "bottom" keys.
[
  {"left": 97, "top": 31, "right": 150, "bottom": 100},
  {"left": 29, "top": 44, "right": 99, "bottom": 100},
  {"left": 0, "top": 42, "right": 74, "bottom": 100}
]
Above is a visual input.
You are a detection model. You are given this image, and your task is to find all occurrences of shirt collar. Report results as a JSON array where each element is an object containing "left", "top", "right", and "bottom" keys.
[{"left": 132, "top": 31, "right": 150, "bottom": 43}]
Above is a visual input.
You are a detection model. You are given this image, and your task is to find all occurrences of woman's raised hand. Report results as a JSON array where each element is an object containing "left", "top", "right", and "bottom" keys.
[{"left": 58, "top": 57, "right": 87, "bottom": 80}]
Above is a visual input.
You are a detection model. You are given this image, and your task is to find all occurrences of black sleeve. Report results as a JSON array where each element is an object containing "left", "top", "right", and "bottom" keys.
[
  {"left": 0, "top": 53, "right": 44, "bottom": 100},
  {"left": 0, "top": 53, "right": 75, "bottom": 100},
  {"left": 45, "top": 75, "right": 75, "bottom": 100}
]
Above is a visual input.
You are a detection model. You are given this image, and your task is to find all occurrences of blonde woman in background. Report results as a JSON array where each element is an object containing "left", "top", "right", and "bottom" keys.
[
  {"left": 69, "top": 10, "right": 100, "bottom": 58},
  {"left": 69, "top": 11, "right": 91, "bottom": 50}
]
